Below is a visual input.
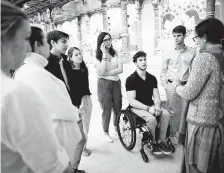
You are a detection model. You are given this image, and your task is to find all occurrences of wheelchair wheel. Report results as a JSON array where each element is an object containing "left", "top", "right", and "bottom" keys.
[
  {"left": 140, "top": 149, "right": 149, "bottom": 162},
  {"left": 117, "top": 110, "right": 136, "bottom": 151}
]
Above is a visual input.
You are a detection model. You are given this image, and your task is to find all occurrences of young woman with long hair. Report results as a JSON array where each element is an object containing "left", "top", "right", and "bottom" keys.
[
  {"left": 95, "top": 32, "right": 123, "bottom": 142},
  {"left": 67, "top": 47, "right": 92, "bottom": 156}
]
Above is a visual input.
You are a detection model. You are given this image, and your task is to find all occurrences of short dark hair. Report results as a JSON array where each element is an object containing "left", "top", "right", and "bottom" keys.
[
  {"left": 195, "top": 18, "right": 224, "bottom": 45},
  {"left": 29, "top": 26, "right": 44, "bottom": 52},
  {"left": 172, "top": 25, "right": 186, "bottom": 35},
  {"left": 132, "top": 51, "right": 147, "bottom": 62},
  {"left": 47, "top": 30, "right": 69, "bottom": 50}
]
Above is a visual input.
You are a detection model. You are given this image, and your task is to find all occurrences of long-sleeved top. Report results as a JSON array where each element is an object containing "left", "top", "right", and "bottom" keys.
[
  {"left": 176, "top": 45, "right": 223, "bottom": 127},
  {"left": 160, "top": 45, "right": 196, "bottom": 88},
  {"left": 14, "top": 52, "right": 80, "bottom": 122},
  {"left": 64, "top": 65, "right": 91, "bottom": 108},
  {"left": 1, "top": 71, "right": 69, "bottom": 173}
]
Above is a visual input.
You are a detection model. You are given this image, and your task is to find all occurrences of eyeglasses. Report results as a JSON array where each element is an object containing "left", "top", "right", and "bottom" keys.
[
  {"left": 193, "top": 36, "right": 199, "bottom": 42},
  {"left": 103, "top": 38, "right": 112, "bottom": 43}
]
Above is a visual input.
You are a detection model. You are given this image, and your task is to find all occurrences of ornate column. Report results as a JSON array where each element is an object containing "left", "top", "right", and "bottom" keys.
[
  {"left": 120, "top": 0, "right": 130, "bottom": 62},
  {"left": 101, "top": 0, "right": 109, "bottom": 31},
  {"left": 220, "top": 0, "right": 224, "bottom": 23},
  {"left": 152, "top": 0, "right": 160, "bottom": 55},
  {"left": 135, "top": 0, "right": 142, "bottom": 50},
  {"left": 206, "top": 0, "right": 216, "bottom": 18},
  {"left": 77, "top": 16, "right": 82, "bottom": 49}
]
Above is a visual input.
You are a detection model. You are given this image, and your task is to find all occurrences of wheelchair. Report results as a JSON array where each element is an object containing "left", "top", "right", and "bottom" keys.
[{"left": 116, "top": 106, "right": 175, "bottom": 162}]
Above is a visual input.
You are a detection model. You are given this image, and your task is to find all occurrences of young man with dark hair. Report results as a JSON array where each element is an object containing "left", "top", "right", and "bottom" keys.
[
  {"left": 126, "top": 51, "right": 172, "bottom": 155},
  {"left": 160, "top": 25, "right": 196, "bottom": 143},
  {"left": 45, "top": 30, "right": 86, "bottom": 173}
]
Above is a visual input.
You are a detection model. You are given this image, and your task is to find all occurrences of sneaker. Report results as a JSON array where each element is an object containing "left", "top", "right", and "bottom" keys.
[
  {"left": 152, "top": 143, "right": 162, "bottom": 155},
  {"left": 158, "top": 142, "right": 172, "bottom": 155}
]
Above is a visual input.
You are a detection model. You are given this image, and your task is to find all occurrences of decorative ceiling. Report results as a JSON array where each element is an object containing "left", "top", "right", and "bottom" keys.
[
  {"left": 6, "top": 0, "right": 71, "bottom": 15},
  {"left": 6, "top": 0, "right": 140, "bottom": 23}
]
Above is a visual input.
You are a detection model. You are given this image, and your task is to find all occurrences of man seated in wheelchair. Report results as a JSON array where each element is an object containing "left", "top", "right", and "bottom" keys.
[{"left": 125, "top": 51, "right": 172, "bottom": 156}]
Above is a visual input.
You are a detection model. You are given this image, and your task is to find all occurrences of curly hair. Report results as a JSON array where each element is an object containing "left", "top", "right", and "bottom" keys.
[
  {"left": 95, "top": 32, "right": 116, "bottom": 61},
  {"left": 67, "top": 47, "right": 88, "bottom": 74},
  {"left": 132, "top": 51, "right": 147, "bottom": 62}
]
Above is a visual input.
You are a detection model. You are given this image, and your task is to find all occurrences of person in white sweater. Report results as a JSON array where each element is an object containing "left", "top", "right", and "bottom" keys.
[
  {"left": 1, "top": 1, "right": 69, "bottom": 173},
  {"left": 14, "top": 26, "right": 83, "bottom": 173}
]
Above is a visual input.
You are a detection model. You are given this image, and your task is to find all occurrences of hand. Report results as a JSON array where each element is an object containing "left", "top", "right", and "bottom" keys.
[
  {"left": 100, "top": 43, "right": 107, "bottom": 54},
  {"left": 148, "top": 106, "right": 156, "bottom": 115},
  {"left": 172, "top": 79, "right": 181, "bottom": 88},
  {"left": 154, "top": 105, "right": 162, "bottom": 117}
]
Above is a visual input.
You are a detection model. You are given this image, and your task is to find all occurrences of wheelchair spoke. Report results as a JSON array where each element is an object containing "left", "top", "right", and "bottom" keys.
[{"left": 119, "top": 114, "right": 132, "bottom": 146}]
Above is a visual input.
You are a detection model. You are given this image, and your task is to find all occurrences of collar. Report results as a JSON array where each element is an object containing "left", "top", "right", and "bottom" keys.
[
  {"left": 204, "top": 44, "right": 223, "bottom": 54},
  {"left": 49, "top": 52, "right": 67, "bottom": 63},
  {"left": 174, "top": 44, "right": 187, "bottom": 52},
  {"left": 24, "top": 52, "right": 48, "bottom": 67},
  {"left": 134, "top": 71, "right": 148, "bottom": 80}
]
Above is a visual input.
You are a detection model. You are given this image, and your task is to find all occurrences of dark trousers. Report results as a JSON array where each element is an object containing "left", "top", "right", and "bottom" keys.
[{"left": 97, "top": 78, "right": 122, "bottom": 133}]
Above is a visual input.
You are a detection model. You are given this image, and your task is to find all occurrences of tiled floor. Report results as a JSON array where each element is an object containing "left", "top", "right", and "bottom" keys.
[{"left": 78, "top": 64, "right": 183, "bottom": 173}]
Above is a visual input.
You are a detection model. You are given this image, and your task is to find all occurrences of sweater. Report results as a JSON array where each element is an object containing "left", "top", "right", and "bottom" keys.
[{"left": 176, "top": 45, "right": 222, "bottom": 127}]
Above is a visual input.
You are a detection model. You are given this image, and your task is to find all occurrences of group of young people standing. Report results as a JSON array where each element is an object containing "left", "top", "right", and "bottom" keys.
[{"left": 1, "top": 1, "right": 224, "bottom": 173}]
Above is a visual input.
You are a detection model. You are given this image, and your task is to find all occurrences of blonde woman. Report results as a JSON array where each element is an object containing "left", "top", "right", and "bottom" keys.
[{"left": 1, "top": 1, "right": 69, "bottom": 173}]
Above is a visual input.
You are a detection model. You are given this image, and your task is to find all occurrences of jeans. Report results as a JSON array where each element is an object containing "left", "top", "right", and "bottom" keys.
[
  {"left": 131, "top": 107, "right": 171, "bottom": 143},
  {"left": 166, "top": 82, "right": 182, "bottom": 136},
  {"left": 71, "top": 120, "right": 86, "bottom": 169},
  {"left": 97, "top": 78, "right": 122, "bottom": 133},
  {"left": 79, "top": 95, "right": 92, "bottom": 149}
]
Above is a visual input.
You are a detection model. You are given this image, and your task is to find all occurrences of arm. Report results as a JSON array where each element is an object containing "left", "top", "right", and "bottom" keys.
[
  {"left": 96, "top": 57, "right": 108, "bottom": 76},
  {"left": 176, "top": 53, "right": 212, "bottom": 100},
  {"left": 160, "top": 52, "right": 168, "bottom": 89},
  {"left": 127, "top": 90, "right": 148, "bottom": 110},
  {"left": 104, "top": 53, "right": 123, "bottom": 76},
  {"left": 1, "top": 86, "right": 69, "bottom": 173},
  {"left": 153, "top": 88, "right": 161, "bottom": 108}
]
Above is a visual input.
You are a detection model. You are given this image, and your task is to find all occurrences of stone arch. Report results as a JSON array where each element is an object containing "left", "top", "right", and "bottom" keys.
[
  {"left": 162, "top": 13, "right": 175, "bottom": 29},
  {"left": 186, "top": 10, "right": 200, "bottom": 23}
]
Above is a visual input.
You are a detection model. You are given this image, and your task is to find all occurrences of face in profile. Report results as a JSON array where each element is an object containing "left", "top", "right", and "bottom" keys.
[
  {"left": 102, "top": 34, "right": 112, "bottom": 49},
  {"left": 69, "top": 49, "right": 83, "bottom": 64},
  {"left": 172, "top": 32, "right": 185, "bottom": 46},
  {"left": 39, "top": 33, "right": 50, "bottom": 58},
  {"left": 10, "top": 19, "right": 31, "bottom": 70},
  {"left": 194, "top": 33, "right": 206, "bottom": 51},
  {"left": 135, "top": 56, "right": 147, "bottom": 71},
  {"left": 52, "top": 37, "right": 68, "bottom": 54}
]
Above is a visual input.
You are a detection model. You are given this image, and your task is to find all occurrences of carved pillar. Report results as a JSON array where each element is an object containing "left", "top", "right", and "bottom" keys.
[
  {"left": 135, "top": 0, "right": 142, "bottom": 50},
  {"left": 206, "top": 0, "right": 215, "bottom": 18},
  {"left": 152, "top": 1, "right": 160, "bottom": 55},
  {"left": 120, "top": 0, "right": 130, "bottom": 62},
  {"left": 101, "top": 0, "right": 109, "bottom": 31},
  {"left": 220, "top": 0, "right": 224, "bottom": 23},
  {"left": 77, "top": 16, "right": 82, "bottom": 49},
  {"left": 86, "top": 13, "right": 93, "bottom": 60},
  {"left": 49, "top": 22, "right": 55, "bottom": 31}
]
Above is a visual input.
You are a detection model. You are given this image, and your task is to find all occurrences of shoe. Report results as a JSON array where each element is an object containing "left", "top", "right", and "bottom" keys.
[
  {"left": 82, "top": 148, "right": 91, "bottom": 156},
  {"left": 104, "top": 133, "right": 114, "bottom": 143},
  {"left": 152, "top": 143, "right": 162, "bottom": 155},
  {"left": 158, "top": 142, "right": 172, "bottom": 155},
  {"left": 73, "top": 169, "right": 86, "bottom": 173}
]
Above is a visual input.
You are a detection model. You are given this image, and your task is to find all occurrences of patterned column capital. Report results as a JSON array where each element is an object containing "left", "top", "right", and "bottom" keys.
[{"left": 206, "top": 0, "right": 215, "bottom": 18}]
